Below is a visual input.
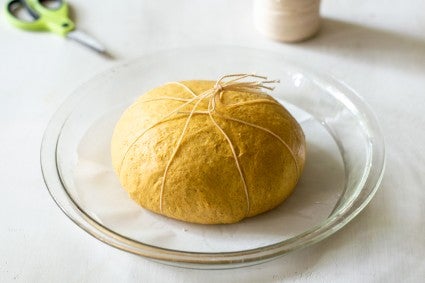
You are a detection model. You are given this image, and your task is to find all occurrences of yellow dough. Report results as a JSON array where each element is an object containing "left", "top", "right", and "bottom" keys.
[{"left": 111, "top": 77, "right": 305, "bottom": 224}]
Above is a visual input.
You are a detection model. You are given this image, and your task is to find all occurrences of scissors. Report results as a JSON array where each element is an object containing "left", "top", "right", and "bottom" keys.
[{"left": 5, "top": 0, "right": 108, "bottom": 55}]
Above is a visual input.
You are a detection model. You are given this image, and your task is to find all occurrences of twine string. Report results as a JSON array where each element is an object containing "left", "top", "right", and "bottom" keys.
[
  {"left": 206, "top": 98, "right": 250, "bottom": 215},
  {"left": 118, "top": 95, "right": 200, "bottom": 177},
  {"left": 159, "top": 95, "right": 206, "bottom": 212}
]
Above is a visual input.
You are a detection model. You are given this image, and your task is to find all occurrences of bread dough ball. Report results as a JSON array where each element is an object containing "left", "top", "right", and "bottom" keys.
[{"left": 111, "top": 80, "right": 305, "bottom": 224}]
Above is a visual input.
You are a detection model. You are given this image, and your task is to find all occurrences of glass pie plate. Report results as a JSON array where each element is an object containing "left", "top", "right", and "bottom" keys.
[{"left": 41, "top": 46, "right": 385, "bottom": 269}]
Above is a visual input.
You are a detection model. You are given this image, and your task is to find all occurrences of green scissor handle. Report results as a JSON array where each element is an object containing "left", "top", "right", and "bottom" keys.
[{"left": 5, "top": 0, "right": 75, "bottom": 36}]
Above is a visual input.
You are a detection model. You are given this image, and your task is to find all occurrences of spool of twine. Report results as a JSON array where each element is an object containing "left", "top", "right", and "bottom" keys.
[{"left": 253, "top": 0, "right": 321, "bottom": 42}]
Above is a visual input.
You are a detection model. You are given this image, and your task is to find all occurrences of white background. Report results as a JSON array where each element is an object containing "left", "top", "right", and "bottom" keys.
[{"left": 1, "top": 0, "right": 424, "bottom": 282}]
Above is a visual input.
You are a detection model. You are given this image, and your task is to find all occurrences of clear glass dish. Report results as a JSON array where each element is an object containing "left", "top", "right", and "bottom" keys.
[{"left": 40, "top": 46, "right": 385, "bottom": 269}]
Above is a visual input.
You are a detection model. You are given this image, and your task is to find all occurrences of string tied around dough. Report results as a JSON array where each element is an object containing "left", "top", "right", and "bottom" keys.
[{"left": 118, "top": 74, "right": 300, "bottom": 218}]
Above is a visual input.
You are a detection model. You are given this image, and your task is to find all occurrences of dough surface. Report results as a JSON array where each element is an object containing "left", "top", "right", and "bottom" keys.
[{"left": 111, "top": 80, "right": 305, "bottom": 224}]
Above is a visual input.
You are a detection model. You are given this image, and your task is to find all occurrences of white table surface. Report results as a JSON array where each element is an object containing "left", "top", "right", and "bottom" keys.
[{"left": 1, "top": 0, "right": 424, "bottom": 282}]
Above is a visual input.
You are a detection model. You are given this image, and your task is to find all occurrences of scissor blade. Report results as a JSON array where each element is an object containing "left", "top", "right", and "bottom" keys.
[{"left": 67, "top": 30, "right": 107, "bottom": 55}]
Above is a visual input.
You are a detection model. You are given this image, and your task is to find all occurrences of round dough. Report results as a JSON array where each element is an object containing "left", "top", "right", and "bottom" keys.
[{"left": 111, "top": 80, "right": 305, "bottom": 224}]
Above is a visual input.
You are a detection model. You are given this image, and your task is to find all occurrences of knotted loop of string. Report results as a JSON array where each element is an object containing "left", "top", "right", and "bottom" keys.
[{"left": 214, "top": 83, "right": 224, "bottom": 94}]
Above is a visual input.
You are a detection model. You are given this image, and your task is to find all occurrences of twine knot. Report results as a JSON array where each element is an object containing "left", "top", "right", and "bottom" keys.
[{"left": 214, "top": 83, "right": 224, "bottom": 93}]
